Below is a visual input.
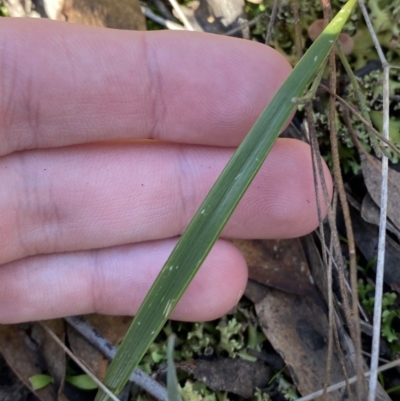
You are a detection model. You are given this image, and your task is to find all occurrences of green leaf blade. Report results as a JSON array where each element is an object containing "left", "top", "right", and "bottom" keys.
[
  {"left": 167, "top": 335, "right": 183, "bottom": 401},
  {"left": 95, "top": 1, "right": 358, "bottom": 399}
]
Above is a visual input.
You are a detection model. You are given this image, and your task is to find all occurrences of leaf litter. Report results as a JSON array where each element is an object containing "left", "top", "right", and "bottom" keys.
[
  {"left": 361, "top": 152, "right": 400, "bottom": 232},
  {"left": 0, "top": 320, "right": 66, "bottom": 401}
]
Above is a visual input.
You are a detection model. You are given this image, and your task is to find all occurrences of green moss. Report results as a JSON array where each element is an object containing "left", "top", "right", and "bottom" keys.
[
  {"left": 135, "top": 300, "right": 271, "bottom": 399},
  {"left": 359, "top": 280, "right": 400, "bottom": 345}
]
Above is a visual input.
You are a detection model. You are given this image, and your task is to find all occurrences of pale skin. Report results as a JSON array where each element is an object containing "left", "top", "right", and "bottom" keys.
[{"left": 0, "top": 19, "right": 332, "bottom": 324}]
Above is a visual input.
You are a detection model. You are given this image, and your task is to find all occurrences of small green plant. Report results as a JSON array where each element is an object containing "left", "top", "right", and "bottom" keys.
[
  {"left": 66, "top": 374, "right": 98, "bottom": 390},
  {"left": 180, "top": 381, "right": 217, "bottom": 401},
  {"left": 138, "top": 306, "right": 266, "bottom": 375},
  {"left": 381, "top": 295, "right": 400, "bottom": 343},
  {"left": 29, "top": 374, "right": 54, "bottom": 391},
  {"left": 277, "top": 374, "right": 299, "bottom": 401},
  {"left": 358, "top": 279, "right": 400, "bottom": 344},
  {"left": 253, "top": 388, "right": 272, "bottom": 401}
]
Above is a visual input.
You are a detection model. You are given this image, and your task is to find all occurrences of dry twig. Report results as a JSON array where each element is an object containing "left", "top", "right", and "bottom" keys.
[
  {"left": 357, "top": 1, "right": 391, "bottom": 399},
  {"left": 322, "top": 0, "right": 365, "bottom": 396},
  {"left": 141, "top": 4, "right": 185, "bottom": 30},
  {"left": 297, "top": 358, "right": 400, "bottom": 401},
  {"left": 40, "top": 322, "right": 120, "bottom": 401},
  {"left": 167, "top": 0, "right": 194, "bottom": 30},
  {"left": 265, "top": 0, "right": 279, "bottom": 45},
  {"left": 65, "top": 316, "right": 168, "bottom": 401}
]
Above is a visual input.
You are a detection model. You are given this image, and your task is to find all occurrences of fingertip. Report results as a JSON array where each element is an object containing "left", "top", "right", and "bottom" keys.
[
  {"left": 92, "top": 238, "right": 249, "bottom": 321},
  {"left": 172, "top": 239, "right": 248, "bottom": 321},
  {"left": 293, "top": 140, "right": 334, "bottom": 230},
  {"left": 280, "top": 139, "right": 333, "bottom": 234},
  {"left": 224, "top": 138, "right": 333, "bottom": 239}
]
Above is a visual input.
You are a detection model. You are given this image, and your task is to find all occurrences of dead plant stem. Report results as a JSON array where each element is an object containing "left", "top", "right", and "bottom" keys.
[
  {"left": 167, "top": 0, "right": 194, "bottom": 30},
  {"left": 40, "top": 322, "right": 120, "bottom": 401},
  {"left": 323, "top": 1, "right": 365, "bottom": 398},
  {"left": 324, "top": 194, "right": 339, "bottom": 398},
  {"left": 291, "top": 0, "right": 335, "bottom": 395},
  {"left": 318, "top": 84, "right": 400, "bottom": 156},
  {"left": 225, "top": 16, "right": 260, "bottom": 36},
  {"left": 336, "top": 43, "right": 382, "bottom": 156},
  {"left": 265, "top": 0, "right": 279, "bottom": 45},
  {"left": 307, "top": 111, "right": 356, "bottom": 399},
  {"left": 65, "top": 316, "right": 168, "bottom": 401},
  {"left": 290, "top": 0, "right": 302, "bottom": 58},
  {"left": 332, "top": 306, "right": 354, "bottom": 400},
  {"left": 141, "top": 5, "right": 185, "bottom": 30},
  {"left": 296, "top": 358, "right": 400, "bottom": 401},
  {"left": 357, "top": 1, "right": 390, "bottom": 399}
]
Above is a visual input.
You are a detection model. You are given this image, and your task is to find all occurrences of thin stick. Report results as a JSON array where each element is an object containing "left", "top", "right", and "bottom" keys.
[
  {"left": 65, "top": 316, "right": 168, "bottom": 401},
  {"left": 307, "top": 109, "right": 355, "bottom": 399},
  {"left": 318, "top": 84, "right": 400, "bottom": 156},
  {"left": 323, "top": 1, "right": 365, "bottom": 397},
  {"left": 331, "top": 304, "right": 355, "bottom": 401},
  {"left": 290, "top": 0, "right": 302, "bottom": 58},
  {"left": 316, "top": 227, "right": 370, "bottom": 322},
  {"left": 336, "top": 42, "right": 382, "bottom": 156},
  {"left": 40, "top": 322, "right": 120, "bottom": 401},
  {"left": 304, "top": 59, "right": 354, "bottom": 400},
  {"left": 151, "top": 0, "right": 177, "bottom": 22},
  {"left": 265, "top": 0, "right": 279, "bottom": 45},
  {"left": 292, "top": 0, "right": 335, "bottom": 395},
  {"left": 357, "top": 1, "right": 390, "bottom": 400},
  {"left": 368, "top": 63, "right": 390, "bottom": 401},
  {"left": 296, "top": 358, "right": 400, "bottom": 401},
  {"left": 238, "top": 18, "right": 251, "bottom": 40},
  {"left": 225, "top": 15, "right": 260, "bottom": 36},
  {"left": 167, "top": 0, "right": 194, "bottom": 31},
  {"left": 323, "top": 197, "right": 337, "bottom": 397},
  {"left": 141, "top": 5, "right": 185, "bottom": 30}
]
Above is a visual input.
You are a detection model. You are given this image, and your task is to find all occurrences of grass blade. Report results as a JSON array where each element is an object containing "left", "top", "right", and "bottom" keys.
[
  {"left": 95, "top": 1, "right": 357, "bottom": 399},
  {"left": 167, "top": 335, "right": 183, "bottom": 401}
]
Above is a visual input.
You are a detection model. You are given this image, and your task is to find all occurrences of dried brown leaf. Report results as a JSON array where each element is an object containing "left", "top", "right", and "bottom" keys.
[
  {"left": 255, "top": 289, "right": 362, "bottom": 401},
  {"left": 234, "top": 239, "right": 320, "bottom": 301},
  {"left": 244, "top": 279, "right": 270, "bottom": 304},
  {"left": 60, "top": 0, "right": 146, "bottom": 30},
  {"left": 361, "top": 153, "right": 400, "bottom": 231},
  {"left": 351, "top": 205, "right": 400, "bottom": 292},
  {"left": 361, "top": 193, "right": 400, "bottom": 240},
  {"left": 0, "top": 354, "right": 30, "bottom": 401},
  {"left": 177, "top": 358, "right": 270, "bottom": 398}
]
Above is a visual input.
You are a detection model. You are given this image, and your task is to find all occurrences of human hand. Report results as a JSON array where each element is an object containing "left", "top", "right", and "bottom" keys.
[{"left": 0, "top": 19, "right": 332, "bottom": 324}]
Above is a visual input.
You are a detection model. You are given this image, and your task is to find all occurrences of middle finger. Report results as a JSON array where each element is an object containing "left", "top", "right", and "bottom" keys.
[{"left": 1, "top": 139, "right": 328, "bottom": 264}]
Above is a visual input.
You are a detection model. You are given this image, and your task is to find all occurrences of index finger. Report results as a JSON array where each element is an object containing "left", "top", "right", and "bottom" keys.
[{"left": 1, "top": 18, "right": 291, "bottom": 155}]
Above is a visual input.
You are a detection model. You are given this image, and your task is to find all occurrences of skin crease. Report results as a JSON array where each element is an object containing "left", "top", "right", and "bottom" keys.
[{"left": 0, "top": 19, "right": 333, "bottom": 324}]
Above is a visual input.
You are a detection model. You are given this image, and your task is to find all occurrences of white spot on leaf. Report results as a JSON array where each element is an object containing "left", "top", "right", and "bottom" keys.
[{"left": 163, "top": 299, "right": 175, "bottom": 317}]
